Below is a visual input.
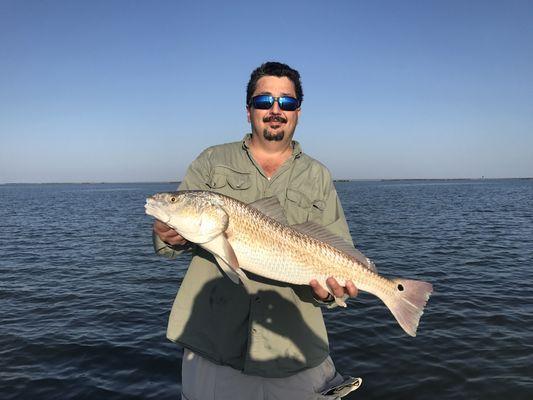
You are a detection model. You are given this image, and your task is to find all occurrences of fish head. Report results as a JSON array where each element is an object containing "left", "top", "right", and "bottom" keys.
[{"left": 145, "top": 191, "right": 229, "bottom": 244}]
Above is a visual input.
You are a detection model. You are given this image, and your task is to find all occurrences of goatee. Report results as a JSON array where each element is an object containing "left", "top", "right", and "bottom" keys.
[
  {"left": 263, "top": 129, "right": 284, "bottom": 141},
  {"left": 262, "top": 115, "right": 287, "bottom": 141}
]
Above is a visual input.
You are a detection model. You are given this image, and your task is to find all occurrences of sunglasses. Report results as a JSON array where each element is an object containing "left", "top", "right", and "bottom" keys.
[{"left": 250, "top": 95, "right": 300, "bottom": 111}]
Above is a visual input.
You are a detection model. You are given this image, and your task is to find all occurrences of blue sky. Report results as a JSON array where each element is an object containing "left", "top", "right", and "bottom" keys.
[{"left": 1, "top": 0, "right": 532, "bottom": 183}]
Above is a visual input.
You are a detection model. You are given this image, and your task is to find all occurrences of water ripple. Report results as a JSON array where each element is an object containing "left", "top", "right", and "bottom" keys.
[{"left": 1, "top": 180, "right": 532, "bottom": 399}]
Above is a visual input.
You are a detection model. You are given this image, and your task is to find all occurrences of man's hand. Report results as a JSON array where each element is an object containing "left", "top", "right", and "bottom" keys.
[
  {"left": 153, "top": 220, "right": 188, "bottom": 246},
  {"left": 309, "top": 277, "right": 358, "bottom": 302}
]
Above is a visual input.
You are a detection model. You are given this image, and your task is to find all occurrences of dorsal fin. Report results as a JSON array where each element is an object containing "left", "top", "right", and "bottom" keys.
[
  {"left": 291, "top": 222, "right": 378, "bottom": 273},
  {"left": 248, "top": 196, "right": 288, "bottom": 225}
]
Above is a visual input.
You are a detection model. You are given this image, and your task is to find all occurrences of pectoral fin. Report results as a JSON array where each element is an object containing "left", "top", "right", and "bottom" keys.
[
  {"left": 175, "top": 204, "right": 229, "bottom": 245},
  {"left": 214, "top": 255, "right": 241, "bottom": 284},
  {"left": 201, "top": 234, "right": 244, "bottom": 284}
]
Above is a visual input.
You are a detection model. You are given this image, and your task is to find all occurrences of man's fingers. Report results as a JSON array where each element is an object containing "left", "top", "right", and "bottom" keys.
[
  {"left": 326, "top": 277, "right": 359, "bottom": 298},
  {"left": 345, "top": 280, "right": 358, "bottom": 297},
  {"left": 168, "top": 236, "right": 188, "bottom": 246},
  {"left": 162, "top": 229, "right": 187, "bottom": 245},
  {"left": 310, "top": 278, "right": 359, "bottom": 302},
  {"left": 310, "top": 279, "right": 330, "bottom": 301},
  {"left": 326, "top": 277, "right": 345, "bottom": 298},
  {"left": 163, "top": 232, "right": 187, "bottom": 246},
  {"left": 153, "top": 220, "right": 187, "bottom": 245},
  {"left": 153, "top": 219, "right": 172, "bottom": 233}
]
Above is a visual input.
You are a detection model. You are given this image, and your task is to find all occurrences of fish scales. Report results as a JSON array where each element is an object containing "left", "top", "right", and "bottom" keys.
[
  {"left": 221, "top": 194, "right": 385, "bottom": 292},
  {"left": 145, "top": 190, "right": 433, "bottom": 337}
]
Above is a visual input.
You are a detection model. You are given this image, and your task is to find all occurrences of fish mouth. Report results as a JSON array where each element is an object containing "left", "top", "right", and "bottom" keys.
[{"left": 144, "top": 200, "right": 170, "bottom": 224}]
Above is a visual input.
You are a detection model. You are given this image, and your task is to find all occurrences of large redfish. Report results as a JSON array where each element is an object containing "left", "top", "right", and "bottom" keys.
[{"left": 145, "top": 190, "right": 433, "bottom": 336}]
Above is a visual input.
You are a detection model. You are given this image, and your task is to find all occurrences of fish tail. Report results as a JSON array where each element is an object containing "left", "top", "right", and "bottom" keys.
[{"left": 379, "top": 279, "right": 433, "bottom": 337}]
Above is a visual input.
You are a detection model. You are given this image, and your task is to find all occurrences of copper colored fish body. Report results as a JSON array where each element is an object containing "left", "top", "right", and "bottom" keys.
[{"left": 145, "top": 190, "right": 433, "bottom": 337}]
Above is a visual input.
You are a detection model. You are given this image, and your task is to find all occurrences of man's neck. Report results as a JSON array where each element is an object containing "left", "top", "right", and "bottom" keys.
[{"left": 248, "top": 135, "right": 294, "bottom": 178}]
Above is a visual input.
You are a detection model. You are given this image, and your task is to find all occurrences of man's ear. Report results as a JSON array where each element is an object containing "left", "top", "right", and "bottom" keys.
[{"left": 246, "top": 105, "right": 251, "bottom": 123}]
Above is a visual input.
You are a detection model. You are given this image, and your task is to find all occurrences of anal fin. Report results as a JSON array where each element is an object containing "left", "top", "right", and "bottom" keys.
[{"left": 334, "top": 294, "right": 349, "bottom": 307}]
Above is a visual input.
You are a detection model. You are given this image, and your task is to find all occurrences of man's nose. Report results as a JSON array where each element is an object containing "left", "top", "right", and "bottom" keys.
[{"left": 270, "top": 100, "right": 281, "bottom": 113}]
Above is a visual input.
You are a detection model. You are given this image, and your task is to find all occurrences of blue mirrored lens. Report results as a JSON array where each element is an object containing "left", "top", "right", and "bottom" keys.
[
  {"left": 278, "top": 97, "right": 299, "bottom": 111},
  {"left": 252, "top": 95, "right": 274, "bottom": 109},
  {"left": 252, "top": 95, "right": 299, "bottom": 111}
]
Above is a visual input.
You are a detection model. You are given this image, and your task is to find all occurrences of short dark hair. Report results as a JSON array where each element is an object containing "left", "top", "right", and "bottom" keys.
[{"left": 246, "top": 61, "right": 304, "bottom": 106}]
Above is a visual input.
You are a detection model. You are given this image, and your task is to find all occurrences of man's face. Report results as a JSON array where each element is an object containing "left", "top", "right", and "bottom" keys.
[{"left": 247, "top": 76, "right": 301, "bottom": 143}]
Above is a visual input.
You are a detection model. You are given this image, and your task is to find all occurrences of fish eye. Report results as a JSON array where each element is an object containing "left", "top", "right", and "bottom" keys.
[{"left": 170, "top": 196, "right": 176, "bottom": 203}]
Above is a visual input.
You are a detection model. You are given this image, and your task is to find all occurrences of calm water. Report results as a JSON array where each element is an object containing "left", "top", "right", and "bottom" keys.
[{"left": 1, "top": 180, "right": 532, "bottom": 399}]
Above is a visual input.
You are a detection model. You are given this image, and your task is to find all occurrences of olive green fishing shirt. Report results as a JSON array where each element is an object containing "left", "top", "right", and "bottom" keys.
[{"left": 153, "top": 134, "right": 353, "bottom": 378}]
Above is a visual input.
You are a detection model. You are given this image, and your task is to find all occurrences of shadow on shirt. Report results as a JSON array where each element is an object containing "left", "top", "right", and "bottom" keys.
[{"left": 176, "top": 271, "right": 330, "bottom": 378}]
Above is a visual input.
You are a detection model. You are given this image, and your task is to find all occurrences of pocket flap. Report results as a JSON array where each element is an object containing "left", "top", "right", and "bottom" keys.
[
  {"left": 312, "top": 200, "right": 326, "bottom": 211},
  {"left": 286, "top": 188, "right": 312, "bottom": 208},
  {"left": 227, "top": 174, "right": 251, "bottom": 190},
  {"left": 207, "top": 174, "right": 227, "bottom": 189}
]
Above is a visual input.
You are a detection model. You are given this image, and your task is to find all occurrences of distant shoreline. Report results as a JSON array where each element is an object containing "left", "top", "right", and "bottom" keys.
[
  {"left": 1, "top": 177, "right": 532, "bottom": 185},
  {"left": 0, "top": 181, "right": 180, "bottom": 186},
  {"left": 335, "top": 177, "right": 533, "bottom": 182}
]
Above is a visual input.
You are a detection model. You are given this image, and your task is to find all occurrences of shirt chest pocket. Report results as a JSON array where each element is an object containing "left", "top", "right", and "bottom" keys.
[
  {"left": 285, "top": 188, "right": 326, "bottom": 224},
  {"left": 207, "top": 166, "right": 252, "bottom": 198}
]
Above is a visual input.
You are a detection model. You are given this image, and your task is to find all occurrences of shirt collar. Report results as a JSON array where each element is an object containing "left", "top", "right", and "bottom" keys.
[{"left": 242, "top": 133, "right": 302, "bottom": 158}]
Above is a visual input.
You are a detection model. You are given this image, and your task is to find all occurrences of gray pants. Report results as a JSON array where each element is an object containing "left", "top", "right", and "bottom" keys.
[{"left": 181, "top": 349, "right": 346, "bottom": 400}]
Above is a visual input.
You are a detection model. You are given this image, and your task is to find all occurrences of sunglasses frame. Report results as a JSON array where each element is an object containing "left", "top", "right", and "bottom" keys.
[{"left": 250, "top": 95, "right": 301, "bottom": 111}]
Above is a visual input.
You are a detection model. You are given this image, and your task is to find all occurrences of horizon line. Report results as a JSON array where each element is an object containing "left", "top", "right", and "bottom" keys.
[{"left": 1, "top": 177, "right": 532, "bottom": 185}]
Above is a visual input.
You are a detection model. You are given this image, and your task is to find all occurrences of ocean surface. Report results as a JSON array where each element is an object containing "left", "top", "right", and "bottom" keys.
[{"left": 1, "top": 180, "right": 532, "bottom": 399}]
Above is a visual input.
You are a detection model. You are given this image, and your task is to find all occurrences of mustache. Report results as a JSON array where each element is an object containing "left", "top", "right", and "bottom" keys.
[{"left": 263, "top": 115, "right": 287, "bottom": 123}]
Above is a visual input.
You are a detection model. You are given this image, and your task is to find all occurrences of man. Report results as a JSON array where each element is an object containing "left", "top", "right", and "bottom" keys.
[{"left": 153, "top": 61, "right": 358, "bottom": 399}]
